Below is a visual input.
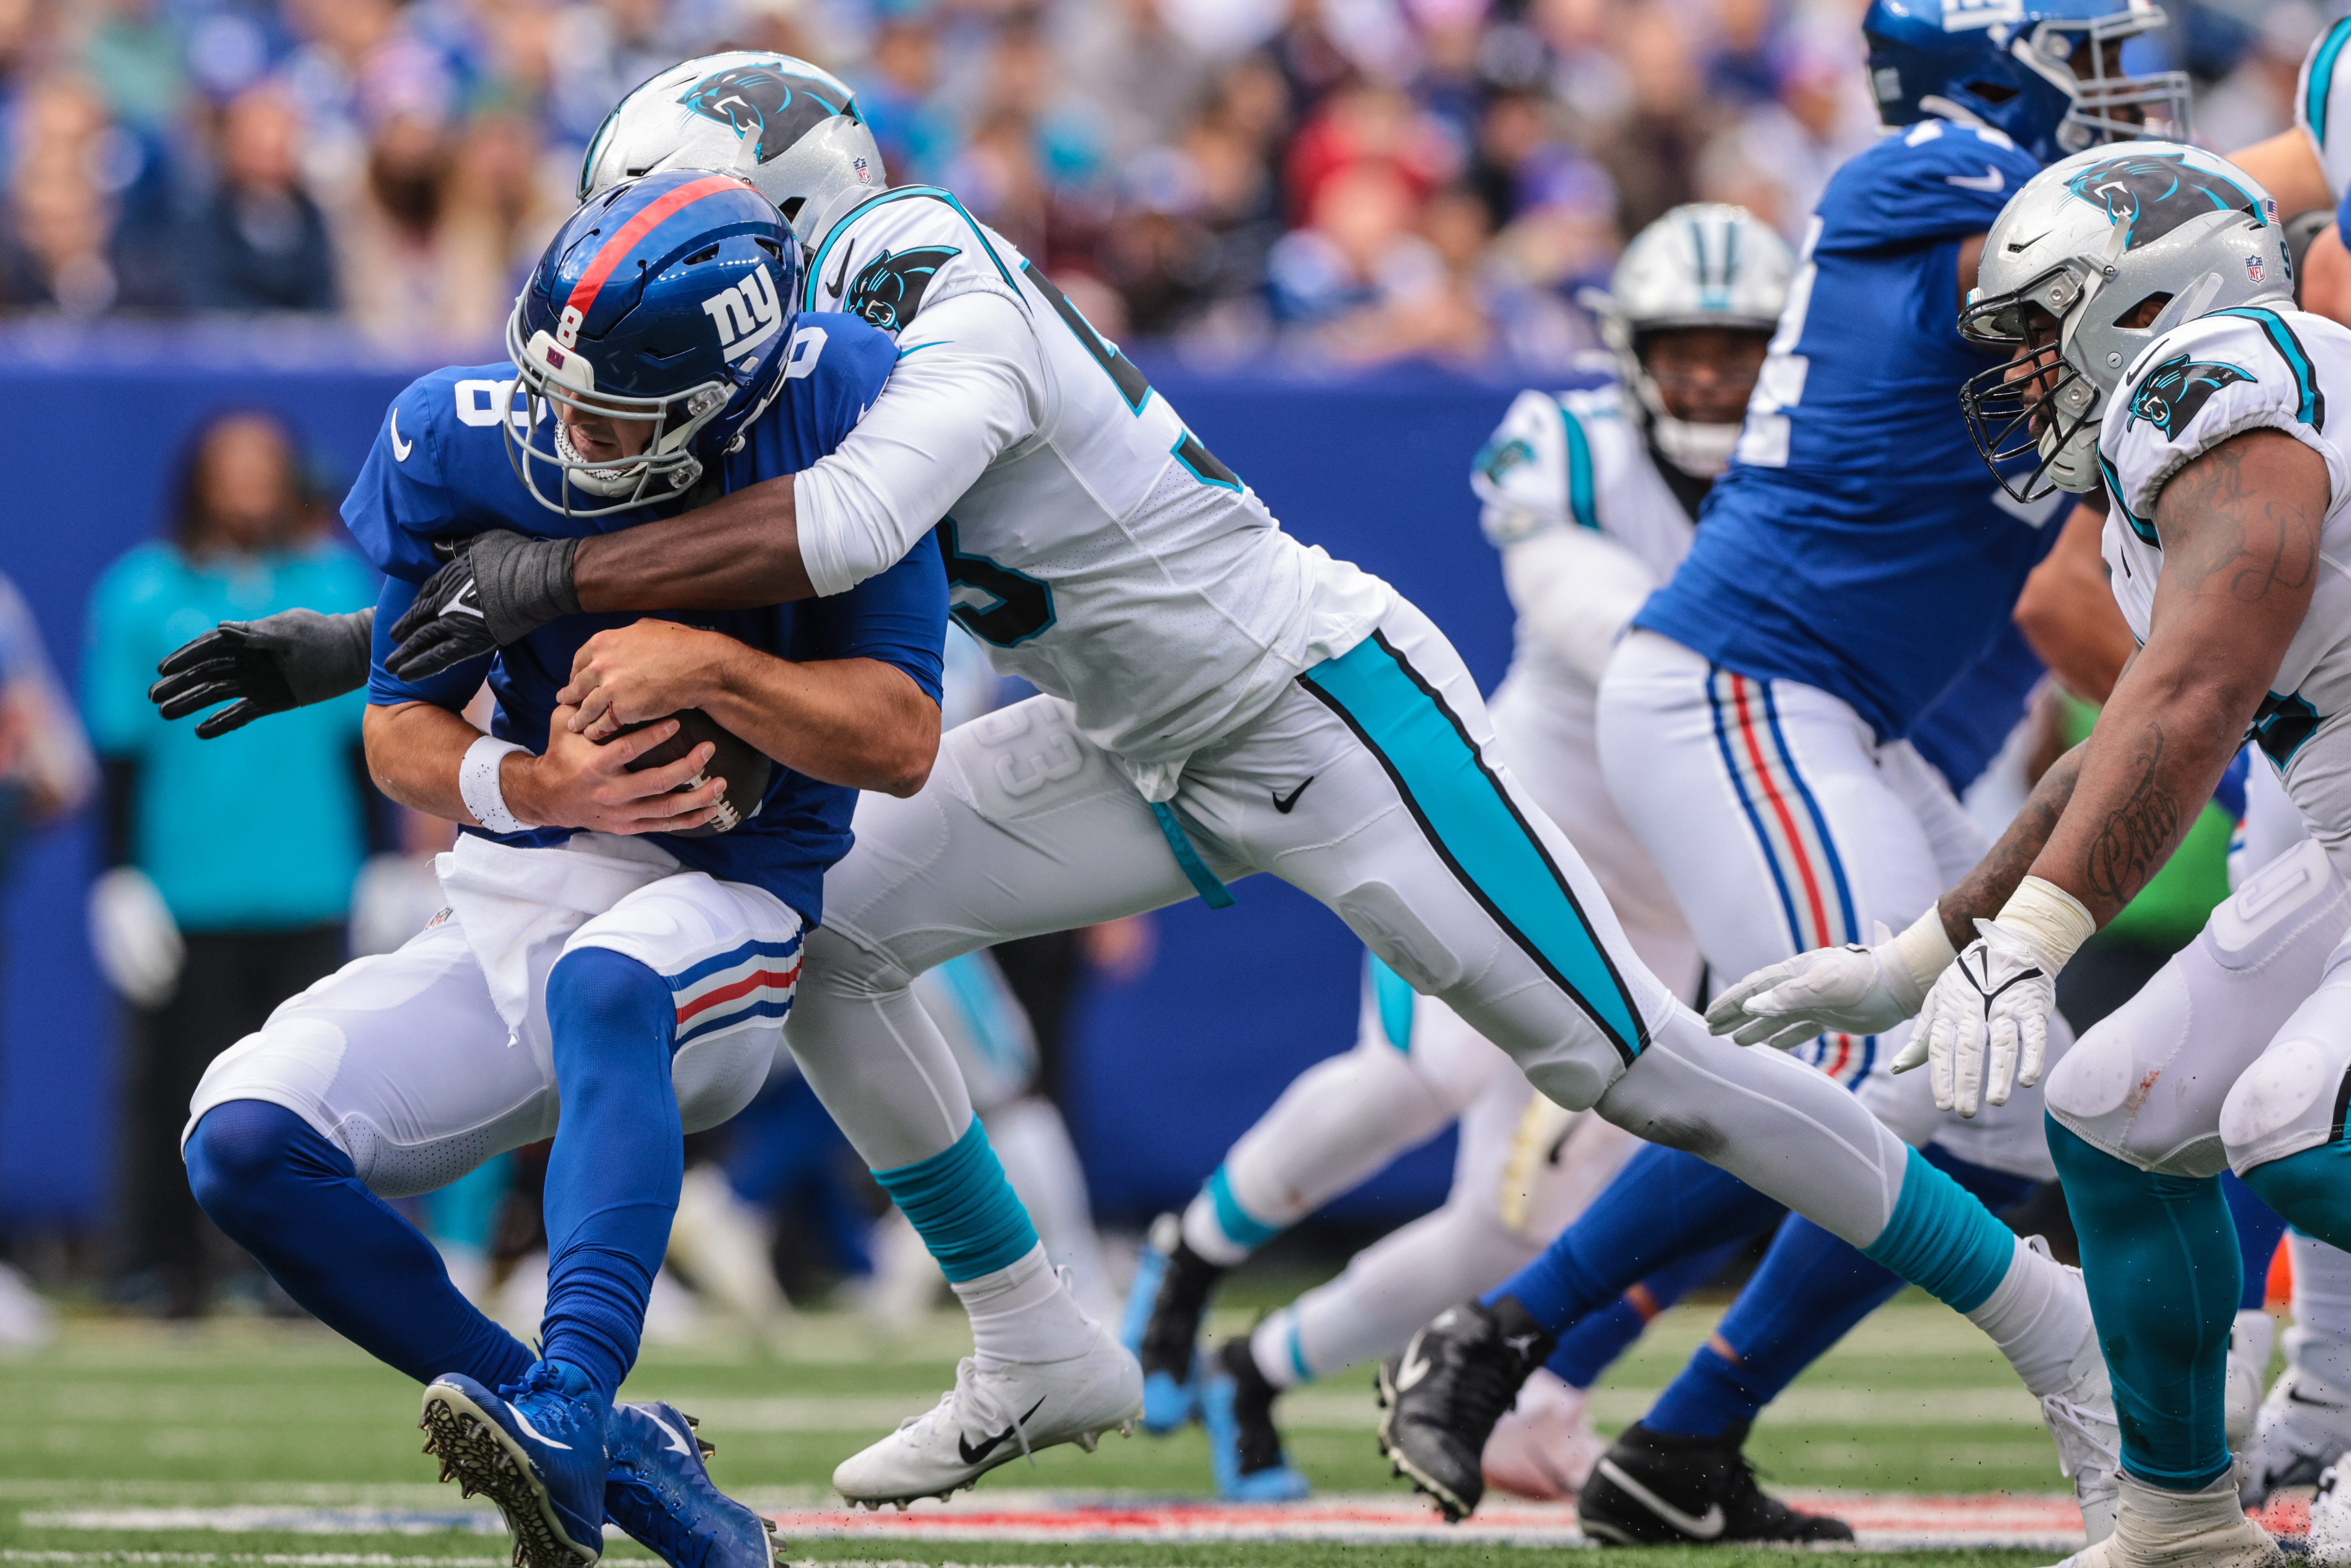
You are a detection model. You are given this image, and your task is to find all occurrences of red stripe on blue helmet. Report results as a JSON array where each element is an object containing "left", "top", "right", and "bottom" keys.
[{"left": 562, "top": 174, "right": 750, "bottom": 334}]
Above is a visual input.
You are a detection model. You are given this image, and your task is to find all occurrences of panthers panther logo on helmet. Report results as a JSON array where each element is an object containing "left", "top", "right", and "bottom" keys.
[
  {"left": 679, "top": 63, "right": 856, "bottom": 165},
  {"left": 2124, "top": 352, "right": 2253, "bottom": 439},
  {"left": 845, "top": 245, "right": 960, "bottom": 331},
  {"left": 2063, "top": 152, "right": 2264, "bottom": 252}
]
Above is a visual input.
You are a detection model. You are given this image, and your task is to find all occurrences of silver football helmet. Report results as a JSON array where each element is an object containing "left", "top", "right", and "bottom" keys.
[
  {"left": 1960, "top": 141, "right": 2291, "bottom": 499},
  {"left": 580, "top": 54, "right": 884, "bottom": 249},
  {"left": 1581, "top": 204, "right": 1795, "bottom": 477}
]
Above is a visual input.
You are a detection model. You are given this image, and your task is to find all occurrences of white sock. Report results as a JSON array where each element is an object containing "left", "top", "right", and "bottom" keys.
[
  {"left": 1251, "top": 1307, "right": 1307, "bottom": 1390},
  {"left": 952, "top": 1242, "right": 1099, "bottom": 1367},
  {"left": 2235, "top": 1307, "right": 2278, "bottom": 1379},
  {"left": 1179, "top": 1189, "right": 1254, "bottom": 1268},
  {"left": 1965, "top": 1236, "right": 2094, "bottom": 1398},
  {"left": 2293, "top": 1233, "right": 2351, "bottom": 1390}
]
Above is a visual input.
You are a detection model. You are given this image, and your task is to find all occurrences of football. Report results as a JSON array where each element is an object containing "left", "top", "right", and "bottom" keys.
[{"left": 607, "top": 707, "right": 773, "bottom": 837}]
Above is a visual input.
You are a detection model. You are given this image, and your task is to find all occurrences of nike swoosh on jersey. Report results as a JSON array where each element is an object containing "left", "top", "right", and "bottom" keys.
[
  {"left": 826, "top": 239, "right": 857, "bottom": 303},
  {"left": 955, "top": 1396, "right": 1047, "bottom": 1466},
  {"left": 391, "top": 409, "right": 413, "bottom": 462},
  {"left": 1595, "top": 1458, "right": 1728, "bottom": 1539},
  {"left": 1946, "top": 167, "right": 2006, "bottom": 193},
  {"left": 510, "top": 1408, "right": 572, "bottom": 1451}
]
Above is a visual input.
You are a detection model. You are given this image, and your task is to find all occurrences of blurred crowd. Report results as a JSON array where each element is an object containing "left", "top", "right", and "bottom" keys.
[{"left": 0, "top": 0, "right": 2322, "bottom": 372}]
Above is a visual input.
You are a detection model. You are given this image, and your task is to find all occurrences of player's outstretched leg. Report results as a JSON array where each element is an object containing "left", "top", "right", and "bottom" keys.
[{"left": 2246, "top": 1233, "right": 2351, "bottom": 1501}]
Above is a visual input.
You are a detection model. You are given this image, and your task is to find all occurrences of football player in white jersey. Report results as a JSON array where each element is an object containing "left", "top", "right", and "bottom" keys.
[
  {"left": 169, "top": 53, "right": 2114, "bottom": 1512},
  {"left": 1116, "top": 205, "right": 1790, "bottom": 1500},
  {"left": 1714, "top": 140, "right": 2351, "bottom": 1568}
]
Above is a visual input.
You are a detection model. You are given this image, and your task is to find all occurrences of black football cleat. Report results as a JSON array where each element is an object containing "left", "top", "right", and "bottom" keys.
[
  {"left": 1576, "top": 1420, "right": 1854, "bottom": 1546},
  {"left": 1376, "top": 1297, "right": 1556, "bottom": 1521},
  {"left": 1119, "top": 1216, "right": 1225, "bottom": 1433}
]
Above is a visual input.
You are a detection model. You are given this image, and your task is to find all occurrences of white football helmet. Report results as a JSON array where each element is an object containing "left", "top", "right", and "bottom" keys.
[
  {"left": 1580, "top": 204, "right": 1796, "bottom": 477},
  {"left": 1960, "top": 141, "right": 2292, "bottom": 498},
  {"left": 580, "top": 54, "right": 884, "bottom": 248}
]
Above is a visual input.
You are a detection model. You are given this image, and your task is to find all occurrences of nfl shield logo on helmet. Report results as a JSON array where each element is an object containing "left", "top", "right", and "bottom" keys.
[{"left": 2247, "top": 253, "right": 2266, "bottom": 284}]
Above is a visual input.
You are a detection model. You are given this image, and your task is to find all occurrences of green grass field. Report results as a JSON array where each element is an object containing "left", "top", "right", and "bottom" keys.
[{"left": 0, "top": 1292, "right": 2076, "bottom": 1568}]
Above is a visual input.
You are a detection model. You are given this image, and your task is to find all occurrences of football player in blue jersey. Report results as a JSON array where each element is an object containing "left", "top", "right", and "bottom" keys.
[
  {"left": 170, "top": 172, "right": 946, "bottom": 1568},
  {"left": 1374, "top": 0, "right": 2192, "bottom": 1537}
]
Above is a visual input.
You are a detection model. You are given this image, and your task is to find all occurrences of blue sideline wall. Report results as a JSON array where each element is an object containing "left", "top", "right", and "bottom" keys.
[{"left": 0, "top": 338, "right": 1539, "bottom": 1231}]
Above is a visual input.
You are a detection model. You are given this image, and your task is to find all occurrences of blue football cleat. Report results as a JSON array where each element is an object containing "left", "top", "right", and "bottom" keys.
[
  {"left": 1202, "top": 1341, "right": 1309, "bottom": 1502},
  {"left": 604, "top": 1402, "right": 781, "bottom": 1568},
  {"left": 1120, "top": 1213, "right": 1213, "bottom": 1433},
  {"left": 421, "top": 1362, "right": 610, "bottom": 1568}
]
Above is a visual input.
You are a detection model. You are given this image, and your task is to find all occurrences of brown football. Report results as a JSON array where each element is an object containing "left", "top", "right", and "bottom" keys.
[{"left": 607, "top": 709, "right": 773, "bottom": 837}]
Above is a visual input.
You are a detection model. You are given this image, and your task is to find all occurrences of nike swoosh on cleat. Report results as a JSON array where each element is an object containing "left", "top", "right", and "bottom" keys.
[
  {"left": 646, "top": 1410, "right": 695, "bottom": 1457},
  {"left": 1271, "top": 777, "right": 1315, "bottom": 814},
  {"left": 391, "top": 410, "right": 413, "bottom": 463},
  {"left": 1595, "top": 1458, "right": 1726, "bottom": 1540},
  {"left": 956, "top": 1397, "right": 1047, "bottom": 1466},
  {"left": 510, "top": 1408, "right": 572, "bottom": 1451},
  {"left": 2287, "top": 1386, "right": 2346, "bottom": 1409},
  {"left": 1502, "top": 1333, "right": 1540, "bottom": 1356},
  {"left": 1393, "top": 1336, "right": 1434, "bottom": 1392}
]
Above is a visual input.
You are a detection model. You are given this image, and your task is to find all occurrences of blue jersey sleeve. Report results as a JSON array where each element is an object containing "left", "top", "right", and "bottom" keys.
[
  {"left": 367, "top": 574, "right": 489, "bottom": 710},
  {"left": 801, "top": 526, "right": 947, "bottom": 703},
  {"left": 342, "top": 372, "right": 470, "bottom": 583},
  {"left": 785, "top": 312, "right": 897, "bottom": 454},
  {"left": 1815, "top": 121, "right": 2046, "bottom": 253}
]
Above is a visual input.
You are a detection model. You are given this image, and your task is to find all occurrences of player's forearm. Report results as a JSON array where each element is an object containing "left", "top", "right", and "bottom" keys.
[
  {"left": 363, "top": 700, "right": 495, "bottom": 827},
  {"left": 2027, "top": 654, "right": 2254, "bottom": 923},
  {"left": 2228, "top": 128, "right": 2334, "bottom": 222},
  {"left": 1935, "top": 743, "right": 2084, "bottom": 945},
  {"left": 1505, "top": 529, "right": 1654, "bottom": 686},
  {"left": 573, "top": 477, "right": 817, "bottom": 611},
  {"left": 701, "top": 653, "right": 940, "bottom": 796}
]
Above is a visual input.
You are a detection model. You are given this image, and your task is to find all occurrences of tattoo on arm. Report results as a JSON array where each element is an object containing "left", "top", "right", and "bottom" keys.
[
  {"left": 2158, "top": 441, "right": 2319, "bottom": 606},
  {"left": 1939, "top": 746, "right": 2082, "bottom": 947},
  {"left": 2081, "top": 722, "right": 2182, "bottom": 906}
]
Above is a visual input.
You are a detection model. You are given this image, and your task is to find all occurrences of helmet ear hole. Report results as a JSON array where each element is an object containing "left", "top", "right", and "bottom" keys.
[{"left": 2117, "top": 292, "right": 2173, "bottom": 330}]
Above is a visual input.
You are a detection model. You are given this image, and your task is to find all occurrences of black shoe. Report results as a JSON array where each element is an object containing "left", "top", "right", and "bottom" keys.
[
  {"left": 1376, "top": 1296, "right": 1556, "bottom": 1521},
  {"left": 1127, "top": 1225, "right": 1223, "bottom": 1432},
  {"left": 1577, "top": 1421, "right": 1854, "bottom": 1545}
]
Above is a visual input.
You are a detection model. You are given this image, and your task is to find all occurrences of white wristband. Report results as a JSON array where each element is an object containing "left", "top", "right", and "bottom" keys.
[
  {"left": 1995, "top": 875, "right": 2098, "bottom": 971},
  {"left": 1889, "top": 905, "right": 1960, "bottom": 1002},
  {"left": 460, "top": 736, "right": 535, "bottom": 836}
]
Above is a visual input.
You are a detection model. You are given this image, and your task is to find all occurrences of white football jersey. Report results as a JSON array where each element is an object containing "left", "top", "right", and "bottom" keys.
[
  {"left": 2297, "top": 19, "right": 2351, "bottom": 207},
  {"left": 2099, "top": 305, "right": 2351, "bottom": 866},
  {"left": 1471, "top": 383, "right": 1700, "bottom": 697},
  {"left": 788, "top": 185, "right": 1393, "bottom": 800}
]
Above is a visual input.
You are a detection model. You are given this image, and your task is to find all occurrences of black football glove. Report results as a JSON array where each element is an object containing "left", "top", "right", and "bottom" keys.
[
  {"left": 150, "top": 607, "right": 377, "bottom": 739},
  {"left": 386, "top": 529, "right": 581, "bottom": 680}
]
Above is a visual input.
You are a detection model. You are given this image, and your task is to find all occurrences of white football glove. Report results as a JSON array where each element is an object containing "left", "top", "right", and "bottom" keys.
[
  {"left": 1706, "top": 908, "right": 1957, "bottom": 1050},
  {"left": 1705, "top": 926, "right": 1925, "bottom": 1050},
  {"left": 89, "top": 865, "right": 184, "bottom": 1007},
  {"left": 1894, "top": 918, "right": 2059, "bottom": 1118}
]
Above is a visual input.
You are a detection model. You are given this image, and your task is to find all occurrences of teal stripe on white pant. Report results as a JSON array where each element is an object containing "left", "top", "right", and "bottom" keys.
[{"left": 1298, "top": 630, "right": 1648, "bottom": 1064}]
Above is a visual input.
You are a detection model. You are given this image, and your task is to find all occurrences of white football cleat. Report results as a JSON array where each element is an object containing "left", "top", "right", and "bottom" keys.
[
  {"left": 831, "top": 1318, "right": 1142, "bottom": 1507},
  {"left": 2042, "top": 1472, "right": 2281, "bottom": 1568},
  {"left": 2029, "top": 1259, "right": 2122, "bottom": 1544},
  {"left": 2311, "top": 1464, "right": 2351, "bottom": 1568},
  {"left": 1481, "top": 1368, "right": 1605, "bottom": 1502},
  {"left": 2245, "top": 1341, "right": 2351, "bottom": 1503}
]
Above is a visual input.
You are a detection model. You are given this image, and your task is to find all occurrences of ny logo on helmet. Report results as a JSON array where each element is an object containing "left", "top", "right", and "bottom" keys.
[
  {"left": 2124, "top": 352, "right": 2252, "bottom": 439},
  {"left": 2063, "top": 152, "right": 2262, "bottom": 252},
  {"left": 679, "top": 63, "right": 853, "bottom": 165},
  {"left": 702, "top": 264, "right": 782, "bottom": 357}
]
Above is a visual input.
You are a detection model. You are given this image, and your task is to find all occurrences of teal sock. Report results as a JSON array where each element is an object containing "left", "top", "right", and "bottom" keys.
[
  {"left": 2048, "top": 1119, "right": 2235, "bottom": 1490},
  {"left": 1858, "top": 1145, "right": 2016, "bottom": 1312},
  {"left": 2243, "top": 1141, "right": 2351, "bottom": 1251},
  {"left": 871, "top": 1118, "right": 1039, "bottom": 1283}
]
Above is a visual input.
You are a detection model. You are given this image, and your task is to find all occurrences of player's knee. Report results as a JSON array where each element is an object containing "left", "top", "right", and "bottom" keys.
[
  {"left": 2044, "top": 978, "right": 2228, "bottom": 1177},
  {"left": 2222, "top": 1030, "right": 2351, "bottom": 1177},
  {"left": 547, "top": 946, "right": 674, "bottom": 1054},
  {"left": 183, "top": 1100, "right": 343, "bottom": 1233},
  {"left": 800, "top": 920, "right": 912, "bottom": 999}
]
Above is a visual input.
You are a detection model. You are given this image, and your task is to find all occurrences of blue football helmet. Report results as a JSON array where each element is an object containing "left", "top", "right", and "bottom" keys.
[
  {"left": 504, "top": 169, "right": 803, "bottom": 516},
  {"left": 1862, "top": 0, "right": 2189, "bottom": 165}
]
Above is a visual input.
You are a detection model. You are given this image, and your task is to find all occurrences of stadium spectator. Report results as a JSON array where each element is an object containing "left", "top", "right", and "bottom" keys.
[
  {"left": 182, "top": 84, "right": 338, "bottom": 314},
  {"left": 81, "top": 410, "right": 375, "bottom": 1319}
]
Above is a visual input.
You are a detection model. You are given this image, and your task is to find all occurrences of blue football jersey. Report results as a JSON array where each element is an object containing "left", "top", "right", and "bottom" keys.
[
  {"left": 349, "top": 313, "right": 947, "bottom": 925},
  {"left": 1907, "top": 620, "right": 2043, "bottom": 796},
  {"left": 1637, "top": 118, "right": 2067, "bottom": 741}
]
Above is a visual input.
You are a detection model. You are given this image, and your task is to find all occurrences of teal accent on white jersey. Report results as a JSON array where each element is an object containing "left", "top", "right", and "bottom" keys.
[{"left": 2300, "top": 19, "right": 2351, "bottom": 207}]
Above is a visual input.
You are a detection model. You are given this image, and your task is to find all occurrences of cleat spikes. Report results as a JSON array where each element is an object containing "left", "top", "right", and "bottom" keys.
[
  {"left": 697, "top": 1439, "right": 716, "bottom": 1457},
  {"left": 682, "top": 1413, "right": 699, "bottom": 1428}
]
